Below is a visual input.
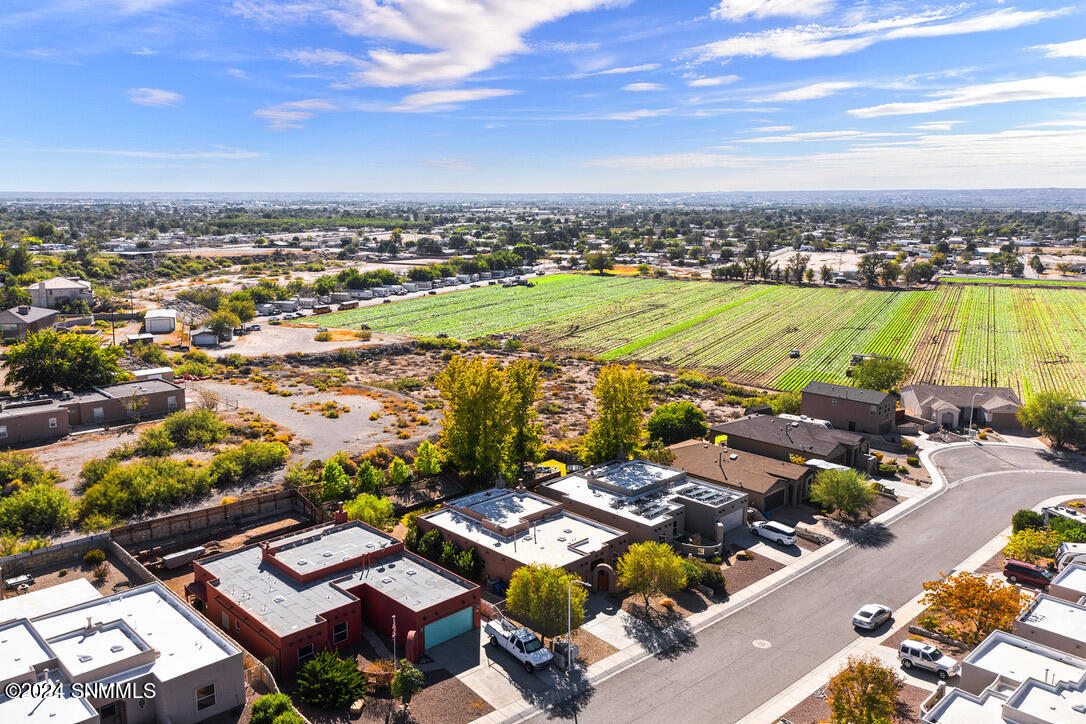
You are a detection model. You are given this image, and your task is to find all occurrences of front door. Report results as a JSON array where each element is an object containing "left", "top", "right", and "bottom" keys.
[
  {"left": 597, "top": 568, "right": 608, "bottom": 591},
  {"left": 98, "top": 701, "right": 125, "bottom": 724}
]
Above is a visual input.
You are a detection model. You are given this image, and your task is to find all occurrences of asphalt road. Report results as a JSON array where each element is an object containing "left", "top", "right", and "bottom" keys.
[{"left": 525, "top": 444, "right": 1086, "bottom": 724}]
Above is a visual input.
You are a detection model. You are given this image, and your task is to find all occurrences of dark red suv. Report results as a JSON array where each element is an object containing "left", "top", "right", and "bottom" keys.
[{"left": 1004, "top": 559, "right": 1053, "bottom": 587}]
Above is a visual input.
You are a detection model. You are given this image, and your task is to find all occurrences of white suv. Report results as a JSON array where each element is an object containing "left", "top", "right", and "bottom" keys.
[
  {"left": 898, "top": 640, "right": 960, "bottom": 680},
  {"left": 750, "top": 520, "right": 797, "bottom": 546}
]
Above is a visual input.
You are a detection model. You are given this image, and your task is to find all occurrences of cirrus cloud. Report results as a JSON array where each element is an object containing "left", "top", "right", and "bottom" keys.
[
  {"left": 127, "top": 87, "right": 181, "bottom": 107},
  {"left": 849, "top": 73, "right": 1086, "bottom": 117}
]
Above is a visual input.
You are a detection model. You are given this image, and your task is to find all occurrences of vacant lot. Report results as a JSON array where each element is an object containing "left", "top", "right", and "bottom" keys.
[{"left": 303, "top": 274, "right": 1086, "bottom": 397}]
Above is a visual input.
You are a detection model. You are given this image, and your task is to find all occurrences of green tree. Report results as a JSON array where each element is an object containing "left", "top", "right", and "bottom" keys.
[
  {"left": 205, "top": 310, "right": 240, "bottom": 339},
  {"left": 581, "top": 363, "right": 650, "bottom": 464},
  {"left": 505, "top": 564, "right": 588, "bottom": 640},
  {"left": 825, "top": 655, "right": 904, "bottom": 724},
  {"left": 250, "top": 694, "right": 294, "bottom": 724},
  {"left": 646, "top": 401, "right": 707, "bottom": 445},
  {"left": 820, "top": 264, "right": 833, "bottom": 284},
  {"left": 616, "top": 541, "right": 686, "bottom": 608},
  {"left": 1012, "top": 509, "right": 1044, "bottom": 533},
  {"left": 386, "top": 456, "right": 412, "bottom": 486},
  {"left": 1003, "top": 527, "right": 1061, "bottom": 564},
  {"left": 390, "top": 661, "right": 425, "bottom": 712},
  {"left": 584, "top": 252, "right": 613, "bottom": 274},
  {"left": 434, "top": 356, "right": 512, "bottom": 482},
  {"left": 343, "top": 493, "right": 395, "bottom": 529},
  {"left": 504, "top": 359, "right": 544, "bottom": 476},
  {"left": 1017, "top": 390, "right": 1086, "bottom": 448},
  {"left": 320, "top": 460, "right": 351, "bottom": 502},
  {"left": 295, "top": 651, "right": 367, "bottom": 710},
  {"left": 809, "top": 469, "right": 879, "bottom": 518},
  {"left": 858, "top": 254, "right": 883, "bottom": 287},
  {"left": 223, "top": 297, "right": 256, "bottom": 323},
  {"left": 7, "top": 246, "right": 31, "bottom": 276},
  {"left": 413, "top": 441, "right": 442, "bottom": 476},
  {"left": 354, "top": 460, "right": 385, "bottom": 492},
  {"left": 2, "top": 330, "right": 125, "bottom": 394},
  {"left": 851, "top": 356, "right": 912, "bottom": 393}
]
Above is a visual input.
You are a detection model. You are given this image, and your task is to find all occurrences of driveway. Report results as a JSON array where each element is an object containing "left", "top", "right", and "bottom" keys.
[{"left": 522, "top": 445, "right": 1086, "bottom": 724}]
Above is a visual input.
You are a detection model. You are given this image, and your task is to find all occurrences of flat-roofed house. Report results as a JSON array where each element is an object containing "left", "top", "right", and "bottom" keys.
[
  {"left": 1049, "top": 563, "right": 1086, "bottom": 604},
  {"left": 1013, "top": 594, "right": 1086, "bottom": 657},
  {"left": 418, "top": 489, "right": 627, "bottom": 592},
  {"left": 537, "top": 459, "right": 748, "bottom": 559},
  {"left": 958, "top": 630, "right": 1086, "bottom": 696},
  {"left": 0, "top": 579, "right": 245, "bottom": 724},
  {"left": 668, "top": 439, "right": 812, "bottom": 511},
  {"left": 192, "top": 520, "right": 480, "bottom": 676}
]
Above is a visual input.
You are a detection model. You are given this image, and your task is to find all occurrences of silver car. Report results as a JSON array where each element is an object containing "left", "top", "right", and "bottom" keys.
[{"left": 852, "top": 604, "right": 892, "bottom": 630}]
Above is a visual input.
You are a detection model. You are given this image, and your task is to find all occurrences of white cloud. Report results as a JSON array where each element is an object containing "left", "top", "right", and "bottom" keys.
[
  {"left": 600, "top": 108, "right": 672, "bottom": 121},
  {"left": 127, "top": 87, "right": 181, "bottom": 107},
  {"left": 388, "top": 88, "right": 518, "bottom": 112},
  {"left": 568, "top": 63, "right": 661, "bottom": 78},
  {"left": 686, "top": 75, "right": 740, "bottom": 87},
  {"left": 738, "top": 129, "right": 912, "bottom": 143},
  {"left": 1033, "top": 38, "right": 1086, "bottom": 59},
  {"left": 131, "top": 47, "right": 156, "bottom": 55},
  {"left": 711, "top": 0, "right": 832, "bottom": 22},
  {"left": 52, "top": 147, "right": 261, "bottom": 159},
  {"left": 911, "top": 120, "right": 963, "bottom": 131},
  {"left": 691, "top": 7, "right": 1064, "bottom": 62},
  {"left": 418, "top": 157, "right": 477, "bottom": 171},
  {"left": 753, "top": 81, "right": 858, "bottom": 102},
  {"left": 622, "top": 82, "right": 665, "bottom": 92},
  {"left": 588, "top": 151, "right": 750, "bottom": 169},
  {"left": 226, "top": 68, "right": 248, "bottom": 79},
  {"left": 270, "top": 0, "right": 628, "bottom": 87},
  {"left": 253, "top": 98, "right": 340, "bottom": 129},
  {"left": 849, "top": 73, "right": 1086, "bottom": 117},
  {"left": 747, "top": 124, "right": 794, "bottom": 132}
]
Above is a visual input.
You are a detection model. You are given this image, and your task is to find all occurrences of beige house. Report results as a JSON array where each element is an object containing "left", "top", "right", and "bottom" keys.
[{"left": 26, "top": 277, "right": 93, "bottom": 310}]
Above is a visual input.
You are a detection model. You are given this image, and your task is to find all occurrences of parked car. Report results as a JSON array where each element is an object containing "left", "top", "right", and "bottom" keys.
[
  {"left": 789, "top": 348, "right": 801, "bottom": 358},
  {"left": 484, "top": 618, "right": 553, "bottom": 673},
  {"left": 247, "top": 324, "right": 262, "bottom": 331},
  {"left": 750, "top": 520, "right": 797, "bottom": 546},
  {"left": 898, "top": 640, "right": 960, "bottom": 679},
  {"left": 1004, "top": 558, "right": 1053, "bottom": 587},
  {"left": 852, "top": 604, "right": 891, "bottom": 630}
]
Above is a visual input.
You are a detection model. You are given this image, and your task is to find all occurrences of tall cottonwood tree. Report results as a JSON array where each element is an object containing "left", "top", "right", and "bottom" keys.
[{"left": 581, "top": 363, "right": 650, "bottom": 464}]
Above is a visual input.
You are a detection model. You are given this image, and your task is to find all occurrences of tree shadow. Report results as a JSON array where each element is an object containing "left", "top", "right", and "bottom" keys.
[
  {"left": 825, "top": 519, "right": 895, "bottom": 549},
  {"left": 620, "top": 603, "right": 698, "bottom": 661},
  {"left": 507, "top": 661, "right": 598, "bottom": 722},
  {"left": 1036, "top": 448, "right": 1086, "bottom": 473}
]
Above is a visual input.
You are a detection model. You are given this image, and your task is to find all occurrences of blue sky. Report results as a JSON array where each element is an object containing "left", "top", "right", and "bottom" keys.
[{"left": 2, "top": 0, "right": 1085, "bottom": 192}]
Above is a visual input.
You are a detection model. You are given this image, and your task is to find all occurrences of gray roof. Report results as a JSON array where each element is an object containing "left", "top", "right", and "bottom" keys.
[
  {"left": 0, "top": 306, "right": 57, "bottom": 325},
  {"left": 711, "top": 414, "right": 865, "bottom": 457},
  {"left": 902, "top": 384, "right": 1022, "bottom": 410},
  {"left": 802, "top": 380, "right": 893, "bottom": 405}
]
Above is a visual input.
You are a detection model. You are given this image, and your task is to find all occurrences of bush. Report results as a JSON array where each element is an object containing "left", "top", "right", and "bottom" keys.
[
  {"left": 417, "top": 529, "right": 442, "bottom": 560},
  {"left": 1012, "top": 509, "right": 1045, "bottom": 534},
  {"left": 646, "top": 401, "right": 708, "bottom": 445},
  {"left": 161, "top": 409, "right": 226, "bottom": 447},
  {"left": 343, "top": 493, "right": 395, "bottom": 529},
  {"left": 906, "top": 456, "right": 919, "bottom": 466},
  {"left": 0, "top": 451, "right": 62, "bottom": 493},
  {"left": 92, "top": 563, "right": 109, "bottom": 582},
  {"left": 135, "top": 426, "right": 175, "bottom": 457},
  {"left": 386, "top": 457, "right": 412, "bottom": 486},
  {"left": 83, "top": 549, "right": 106, "bottom": 566},
  {"left": 251, "top": 694, "right": 294, "bottom": 724},
  {"left": 314, "top": 331, "right": 332, "bottom": 341},
  {"left": 207, "top": 442, "right": 289, "bottom": 487},
  {"left": 0, "top": 484, "right": 74, "bottom": 535},
  {"left": 272, "top": 714, "right": 305, "bottom": 724},
  {"left": 296, "top": 651, "right": 367, "bottom": 710}
]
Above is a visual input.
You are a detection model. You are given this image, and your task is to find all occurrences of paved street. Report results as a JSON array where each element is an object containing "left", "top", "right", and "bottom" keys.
[{"left": 523, "top": 445, "right": 1086, "bottom": 724}]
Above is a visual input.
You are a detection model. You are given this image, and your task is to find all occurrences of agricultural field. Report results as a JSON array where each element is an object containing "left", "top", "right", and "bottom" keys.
[
  {"left": 943, "top": 276, "right": 1086, "bottom": 287},
  {"left": 302, "top": 274, "right": 1086, "bottom": 397}
]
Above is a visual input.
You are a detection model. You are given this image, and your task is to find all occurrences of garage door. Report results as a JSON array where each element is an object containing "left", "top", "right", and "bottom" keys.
[{"left": 424, "top": 607, "right": 473, "bottom": 649}]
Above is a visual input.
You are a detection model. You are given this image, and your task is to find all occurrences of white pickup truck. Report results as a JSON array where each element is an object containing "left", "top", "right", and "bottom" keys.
[{"left": 484, "top": 618, "right": 554, "bottom": 673}]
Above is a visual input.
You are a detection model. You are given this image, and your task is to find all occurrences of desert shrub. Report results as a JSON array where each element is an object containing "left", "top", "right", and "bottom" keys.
[
  {"left": 283, "top": 463, "right": 314, "bottom": 489},
  {"left": 83, "top": 548, "right": 106, "bottom": 566},
  {"left": 161, "top": 409, "right": 226, "bottom": 447},
  {"left": 343, "top": 493, "right": 395, "bottom": 528},
  {"left": 135, "top": 425, "right": 175, "bottom": 457},
  {"left": 1012, "top": 509, "right": 1045, "bottom": 533},
  {"left": 0, "top": 484, "right": 74, "bottom": 535},
  {"left": 92, "top": 563, "right": 109, "bottom": 582},
  {"left": 251, "top": 694, "right": 294, "bottom": 724},
  {"left": 207, "top": 442, "right": 290, "bottom": 487},
  {"left": 314, "top": 331, "right": 332, "bottom": 342},
  {"left": 0, "top": 451, "right": 62, "bottom": 494},
  {"left": 906, "top": 456, "right": 919, "bottom": 466}
]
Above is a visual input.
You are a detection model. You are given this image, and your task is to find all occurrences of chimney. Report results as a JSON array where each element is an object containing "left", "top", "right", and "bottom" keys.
[
  {"left": 333, "top": 504, "right": 348, "bottom": 525},
  {"left": 17, "top": 306, "right": 29, "bottom": 315}
]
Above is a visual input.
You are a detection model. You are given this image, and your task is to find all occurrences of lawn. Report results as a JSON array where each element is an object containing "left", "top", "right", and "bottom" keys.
[{"left": 301, "top": 274, "right": 1086, "bottom": 397}]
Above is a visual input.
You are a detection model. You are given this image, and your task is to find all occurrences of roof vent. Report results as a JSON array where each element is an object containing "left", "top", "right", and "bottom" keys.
[
  {"left": 563, "top": 528, "right": 573, "bottom": 534},
  {"left": 729, "top": 454, "right": 738, "bottom": 460},
  {"left": 406, "top": 569, "right": 417, "bottom": 576},
  {"left": 273, "top": 596, "right": 285, "bottom": 603},
  {"left": 297, "top": 559, "right": 308, "bottom": 566},
  {"left": 381, "top": 577, "right": 393, "bottom": 584},
  {"left": 77, "top": 654, "right": 93, "bottom": 663},
  {"left": 110, "top": 645, "right": 124, "bottom": 653},
  {"left": 557, "top": 537, "right": 567, "bottom": 542},
  {"left": 322, "top": 551, "right": 333, "bottom": 557}
]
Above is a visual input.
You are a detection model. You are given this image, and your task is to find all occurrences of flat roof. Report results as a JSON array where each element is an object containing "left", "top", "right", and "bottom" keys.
[
  {"left": 967, "top": 633, "right": 1086, "bottom": 686},
  {"left": 31, "top": 582, "right": 238, "bottom": 682},
  {"left": 338, "top": 551, "right": 475, "bottom": 612},
  {"left": 100, "top": 379, "right": 181, "bottom": 398},
  {"left": 924, "top": 689, "right": 1005, "bottom": 723},
  {"left": 423, "top": 508, "right": 621, "bottom": 568},
  {"left": 545, "top": 473, "right": 682, "bottom": 525},
  {"left": 452, "top": 489, "right": 556, "bottom": 529},
  {"left": 143, "top": 308, "right": 178, "bottom": 318},
  {"left": 0, "top": 579, "right": 100, "bottom": 624},
  {"left": 1019, "top": 595, "right": 1086, "bottom": 643},
  {"left": 47, "top": 621, "right": 149, "bottom": 678},
  {"left": 0, "top": 620, "right": 53, "bottom": 682},
  {"left": 1052, "top": 563, "right": 1086, "bottom": 595},
  {"left": 1008, "top": 680, "right": 1086, "bottom": 721},
  {"left": 589, "top": 460, "right": 680, "bottom": 495},
  {"left": 269, "top": 521, "right": 398, "bottom": 577},
  {"left": 0, "top": 673, "right": 97, "bottom": 723}
]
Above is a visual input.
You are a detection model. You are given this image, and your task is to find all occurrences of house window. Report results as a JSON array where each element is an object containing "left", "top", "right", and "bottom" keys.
[
  {"left": 0, "top": 426, "right": 7, "bottom": 439},
  {"left": 333, "top": 621, "right": 348, "bottom": 644},
  {"left": 48, "top": 417, "right": 57, "bottom": 429},
  {"left": 196, "top": 684, "right": 216, "bottom": 711},
  {"left": 298, "top": 643, "right": 315, "bottom": 665},
  {"left": 167, "top": 396, "right": 177, "bottom": 410},
  {"left": 93, "top": 407, "right": 105, "bottom": 422},
  {"left": 831, "top": 399, "right": 837, "bottom": 406}
]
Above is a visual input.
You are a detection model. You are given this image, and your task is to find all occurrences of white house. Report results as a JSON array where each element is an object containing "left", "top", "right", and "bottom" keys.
[{"left": 26, "top": 277, "right": 93, "bottom": 310}]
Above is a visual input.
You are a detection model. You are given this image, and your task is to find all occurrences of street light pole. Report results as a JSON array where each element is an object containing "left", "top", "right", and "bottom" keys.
[{"left": 567, "top": 580, "right": 590, "bottom": 673}]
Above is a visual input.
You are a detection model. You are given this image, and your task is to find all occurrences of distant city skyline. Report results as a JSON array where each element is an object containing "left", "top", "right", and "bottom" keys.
[{"left": 2, "top": 0, "right": 1085, "bottom": 192}]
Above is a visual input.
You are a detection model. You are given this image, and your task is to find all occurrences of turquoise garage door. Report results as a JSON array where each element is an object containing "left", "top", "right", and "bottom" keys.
[{"left": 424, "top": 607, "right": 473, "bottom": 649}]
